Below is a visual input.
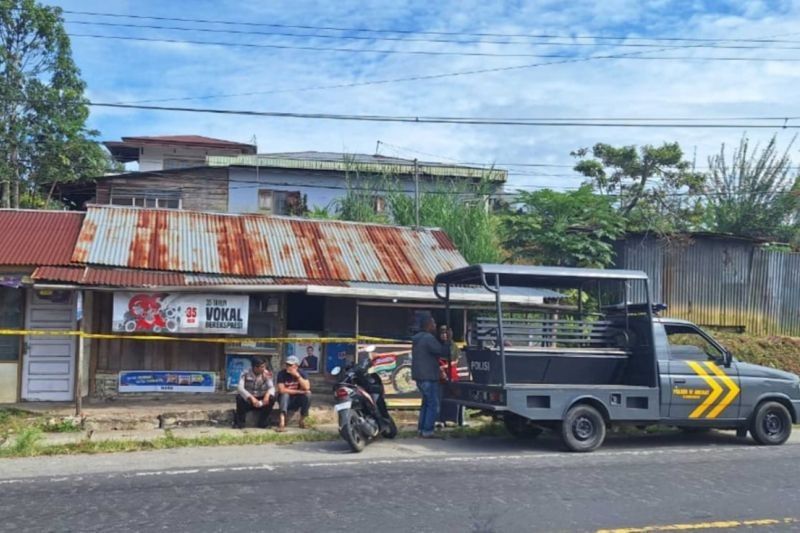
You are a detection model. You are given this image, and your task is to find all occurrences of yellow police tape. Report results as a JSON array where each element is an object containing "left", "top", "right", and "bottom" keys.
[{"left": 0, "top": 328, "right": 405, "bottom": 345}]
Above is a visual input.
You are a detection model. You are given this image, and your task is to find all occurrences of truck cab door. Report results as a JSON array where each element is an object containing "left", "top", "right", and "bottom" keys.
[{"left": 665, "top": 324, "right": 741, "bottom": 421}]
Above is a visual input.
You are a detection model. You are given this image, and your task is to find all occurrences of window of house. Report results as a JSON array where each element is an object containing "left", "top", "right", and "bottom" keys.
[
  {"left": 373, "top": 195, "right": 386, "bottom": 213},
  {"left": 665, "top": 324, "right": 724, "bottom": 361},
  {"left": 258, "top": 190, "right": 301, "bottom": 215},
  {"left": 111, "top": 188, "right": 182, "bottom": 209},
  {"left": 0, "top": 288, "right": 24, "bottom": 361}
]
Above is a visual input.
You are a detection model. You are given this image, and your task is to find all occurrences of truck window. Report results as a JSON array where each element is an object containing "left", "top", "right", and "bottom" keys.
[{"left": 664, "top": 324, "right": 723, "bottom": 361}]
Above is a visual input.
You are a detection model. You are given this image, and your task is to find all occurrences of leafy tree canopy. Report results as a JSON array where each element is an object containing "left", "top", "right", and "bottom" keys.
[
  {"left": 501, "top": 185, "right": 625, "bottom": 268},
  {"left": 572, "top": 142, "right": 705, "bottom": 234},
  {"left": 1, "top": 0, "right": 109, "bottom": 208},
  {"left": 703, "top": 134, "right": 800, "bottom": 242}
]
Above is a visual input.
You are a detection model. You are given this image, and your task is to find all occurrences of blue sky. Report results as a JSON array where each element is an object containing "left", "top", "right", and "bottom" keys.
[{"left": 49, "top": 0, "right": 800, "bottom": 190}]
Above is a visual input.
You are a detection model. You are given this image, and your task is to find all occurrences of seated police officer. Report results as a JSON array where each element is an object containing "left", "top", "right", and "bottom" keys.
[{"left": 234, "top": 357, "right": 275, "bottom": 429}]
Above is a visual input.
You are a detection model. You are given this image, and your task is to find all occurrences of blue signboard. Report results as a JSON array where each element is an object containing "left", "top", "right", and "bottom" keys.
[
  {"left": 326, "top": 342, "right": 355, "bottom": 374},
  {"left": 118, "top": 371, "right": 216, "bottom": 393},
  {"left": 225, "top": 355, "right": 253, "bottom": 390}
]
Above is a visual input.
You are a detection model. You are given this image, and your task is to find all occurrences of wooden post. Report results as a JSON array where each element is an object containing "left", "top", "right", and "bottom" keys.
[{"left": 74, "top": 290, "right": 84, "bottom": 417}]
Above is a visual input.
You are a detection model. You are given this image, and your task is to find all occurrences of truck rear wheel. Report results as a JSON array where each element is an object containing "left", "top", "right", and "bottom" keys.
[
  {"left": 503, "top": 414, "right": 543, "bottom": 439},
  {"left": 561, "top": 404, "right": 606, "bottom": 453},
  {"left": 750, "top": 401, "right": 792, "bottom": 446}
]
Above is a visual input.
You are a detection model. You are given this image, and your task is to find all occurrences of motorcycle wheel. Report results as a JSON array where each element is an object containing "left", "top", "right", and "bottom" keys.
[
  {"left": 391, "top": 364, "right": 415, "bottom": 394},
  {"left": 341, "top": 411, "right": 367, "bottom": 453},
  {"left": 382, "top": 417, "right": 398, "bottom": 439}
]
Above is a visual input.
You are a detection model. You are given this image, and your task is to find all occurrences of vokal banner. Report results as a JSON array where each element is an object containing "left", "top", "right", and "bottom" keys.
[{"left": 112, "top": 292, "right": 249, "bottom": 334}]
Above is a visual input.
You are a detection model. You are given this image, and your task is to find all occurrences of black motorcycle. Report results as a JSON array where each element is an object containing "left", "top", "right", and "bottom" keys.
[{"left": 331, "top": 346, "right": 398, "bottom": 452}]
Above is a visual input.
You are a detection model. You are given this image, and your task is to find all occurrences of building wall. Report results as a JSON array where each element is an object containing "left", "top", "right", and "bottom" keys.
[
  {"left": 95, "top": 167, "right": 229, "bottom": 212},
  {"left": 227, "top": 167, "right": 496, "bottom": 214},
  {"left": 0, "top": 364, "right": 17, "bottom": 403},
  {"left": 139, "top": 145, "right": 248, "bottom": 172},
  {"left": 616, "top": 235, "right": 800, "bottom": 336}
]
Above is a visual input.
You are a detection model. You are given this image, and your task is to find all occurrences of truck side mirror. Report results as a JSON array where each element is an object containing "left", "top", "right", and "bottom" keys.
[{"left": 722, "top": 350, "right": 733, "bottom": 368}]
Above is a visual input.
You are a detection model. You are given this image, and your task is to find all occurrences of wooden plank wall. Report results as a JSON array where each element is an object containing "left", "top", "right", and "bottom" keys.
[
  {"left": 90, "top": 292, "right": 224, "bottom": 373},
  {"left": 95, "top": 167, "right": 229, "bottom": 212}
]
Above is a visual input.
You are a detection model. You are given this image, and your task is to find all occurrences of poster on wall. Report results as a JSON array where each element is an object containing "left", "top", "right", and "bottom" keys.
[
  {"left": 358, "top": 344, "right": 415, "bottom": 395},
  {"left": 119, "top": 371, "right": 216, "bottom": 393},
  {"left": 286, "top": 333, "right": 321, "bottom": 373},
  {"left": 225, "top": 355, "right": 253, "bottom": 390},
  {"left": 325, "top": 342, "right": 355, "bottom": 374},
  {"left": 112, "top": 293, "right": 249, "bottom": 334}
]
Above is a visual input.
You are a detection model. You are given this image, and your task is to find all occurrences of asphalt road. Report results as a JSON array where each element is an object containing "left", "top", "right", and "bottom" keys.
[{"left": 1, "top": 430, "right": 799, "bottom": 533}]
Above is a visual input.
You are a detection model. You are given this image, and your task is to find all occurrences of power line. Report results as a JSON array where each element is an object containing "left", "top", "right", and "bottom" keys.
[
  {"left": 62, "top": 19, "right": 800, "bottom": 51},
  {"left": 87, "top": 102, "right": 800, "bottom": 129},
  {"left": 60, "top": 10, "right": 800, "bottom": 45},
  {"left": 65, "top": 32, "right": 800, "bottom": 61},
  {"left": 68, "top": 32, "right": 800, "bottom": 61}
]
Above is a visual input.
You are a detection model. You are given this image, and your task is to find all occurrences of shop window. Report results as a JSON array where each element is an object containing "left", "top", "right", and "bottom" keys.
[
  {"left": 0, "top": 288, "right": 24, "bottom": 361},
  {"left": 287, "top": 294, "right": 324, "bottom": 331},
  {"left": 243, "top": 295, "right": 282, "bottom": 349}
]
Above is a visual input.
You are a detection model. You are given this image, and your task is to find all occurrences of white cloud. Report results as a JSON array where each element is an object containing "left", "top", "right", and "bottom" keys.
[{"left": 51, "top": 0, "right": 800, "bottom": 190}]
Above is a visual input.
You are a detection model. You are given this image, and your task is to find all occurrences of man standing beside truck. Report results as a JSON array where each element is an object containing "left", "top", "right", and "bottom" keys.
[{"left": 412, "top": 315, "right": 452, "bottom": 438}]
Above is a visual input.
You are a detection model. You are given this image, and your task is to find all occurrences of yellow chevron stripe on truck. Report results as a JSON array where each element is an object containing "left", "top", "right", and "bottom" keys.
[
  {"left": 704, "top": 361, "right": 740, "bottom": 418},
  {"left": 687, "top": 361, "right": 723, "bottom": 419}
]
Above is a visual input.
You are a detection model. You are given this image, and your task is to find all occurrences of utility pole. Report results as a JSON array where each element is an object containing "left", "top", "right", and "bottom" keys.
[{"left": 414, "top": 158, "right": 420, "bottom": 228}]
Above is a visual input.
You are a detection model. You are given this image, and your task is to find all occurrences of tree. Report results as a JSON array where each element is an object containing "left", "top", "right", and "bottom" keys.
[
  {"left": 572, "top": 142, "right": 705, "bottom": 233},
  {"left": 387, "top": 179, "right": 501, "bottom": 264},
  {"left": 1, "top": 0, "right": 107, "bottom": 208},
  {"left": 501, "top": 185, "right": 625, "bottom": 268},
  {"left": 703, "top": 135, "right": 800, "bottom": 241}
]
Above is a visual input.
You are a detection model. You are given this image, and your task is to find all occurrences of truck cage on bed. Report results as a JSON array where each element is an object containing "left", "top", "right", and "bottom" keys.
[{"left": 434, "top": 264, "right": 658, "bottom": 390}]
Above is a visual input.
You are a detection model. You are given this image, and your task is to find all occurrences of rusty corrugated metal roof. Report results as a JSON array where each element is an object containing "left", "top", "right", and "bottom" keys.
[
  {"left": 0, "top": 210, "right": 84, "bottom": 266},
  {"left": 32, "top": 266, "right": 348, "bottom": 288},
  {"left": 72, "top": 206, "right": 466, "bottom": 285}
]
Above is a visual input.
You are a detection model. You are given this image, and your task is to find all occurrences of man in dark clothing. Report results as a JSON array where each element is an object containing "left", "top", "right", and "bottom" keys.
[
  {"left": 235, "top": 357, "right": 275, "bottom": 429},
  {"left": 275, "top": 355, "right": 312, "bottom": 432},
  {"left": 411, "top": 315, "right": 452, "bottom": 437}
]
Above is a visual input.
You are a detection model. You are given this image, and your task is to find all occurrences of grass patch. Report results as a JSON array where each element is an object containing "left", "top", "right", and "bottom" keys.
[
  {"left": 711, "top": 330, "right": 800, "bottom": 374},
  {"left": 0, "top": 428, "right": 340, "bottom": 459},
  {"left": 0, "top": 408, "right": 81, "bottom": 442}
]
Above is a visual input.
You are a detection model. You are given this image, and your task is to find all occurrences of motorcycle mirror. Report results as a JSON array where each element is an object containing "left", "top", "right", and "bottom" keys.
[{"left": 330, "top": 366, "right": 341, "bottom": 376}]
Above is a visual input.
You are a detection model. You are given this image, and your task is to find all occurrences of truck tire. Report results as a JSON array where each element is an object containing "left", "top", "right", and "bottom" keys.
[
  {"left": 750, "top": 401, "right": 792, "bottom": 446},
  {"left": 561, "top": 404, "right": 606, "bottom": 452},
  {"left": 503, "top": 414, "right": 543, "bottom": 439}
]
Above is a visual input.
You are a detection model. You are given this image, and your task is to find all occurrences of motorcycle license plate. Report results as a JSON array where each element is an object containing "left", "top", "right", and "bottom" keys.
[{"left": 334, "top": 401, "right": 352, "bottom": 412}]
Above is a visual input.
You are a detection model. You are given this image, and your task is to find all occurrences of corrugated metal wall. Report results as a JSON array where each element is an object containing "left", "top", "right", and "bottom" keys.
[{"left": 616, "top": 235, "right": 800, "bottom": 336}]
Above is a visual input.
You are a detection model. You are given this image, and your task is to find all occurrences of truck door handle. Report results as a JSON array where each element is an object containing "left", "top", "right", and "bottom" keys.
[{"left": 674, "top": 379, "right": 686, "bottom": 384}]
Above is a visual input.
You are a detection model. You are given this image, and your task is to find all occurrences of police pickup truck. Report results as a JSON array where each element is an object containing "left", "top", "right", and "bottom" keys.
[{"left": 434, "top": 264, "right": 800, "bottom": 452}]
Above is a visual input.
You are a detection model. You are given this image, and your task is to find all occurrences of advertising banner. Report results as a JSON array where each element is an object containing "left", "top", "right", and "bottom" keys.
[
  {"left": 112, "top": 292, "right": 249, "bottom": 334},
  {"left": 118, "top": 371, "right": 216, "bottom": 393},
  {"left": 286, "top": 332, "right": 321, "bottom": 373}
]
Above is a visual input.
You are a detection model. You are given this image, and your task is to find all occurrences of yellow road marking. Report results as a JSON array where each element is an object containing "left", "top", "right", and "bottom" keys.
[
  {"left": 686, "top": 361, "right": 723, "bottom": 419},
  {"left": 597, "top": 516, "right": 798, "bottom": 532},
  {"left": 704, "top": 362, "right": 740, "bottom": 418}
]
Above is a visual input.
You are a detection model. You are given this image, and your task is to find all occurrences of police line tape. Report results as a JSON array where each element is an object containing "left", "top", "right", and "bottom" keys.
[{"left": 0, "top": 329, "right": 406, "bottom": 345}]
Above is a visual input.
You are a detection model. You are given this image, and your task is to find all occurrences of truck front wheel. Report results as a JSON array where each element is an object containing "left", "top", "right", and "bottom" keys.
[
  {"left": 750, "top": 401, "right": 792, "bottom": 446},
  {"left": 561, "top": 404, "right": 606, "bottom": 452}
]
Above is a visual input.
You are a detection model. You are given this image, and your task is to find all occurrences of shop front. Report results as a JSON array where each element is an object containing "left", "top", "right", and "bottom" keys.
[
  {"left": 87, "top": 290, "right": 286, "bottom": 397},
  {"left": 0, "top": 274, "right": 26, "bottom": 403}
]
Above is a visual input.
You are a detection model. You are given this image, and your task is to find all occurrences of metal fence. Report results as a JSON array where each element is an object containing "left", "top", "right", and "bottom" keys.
[{"left": 615, "top": 234, "right": 800, "bottom": 336}]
